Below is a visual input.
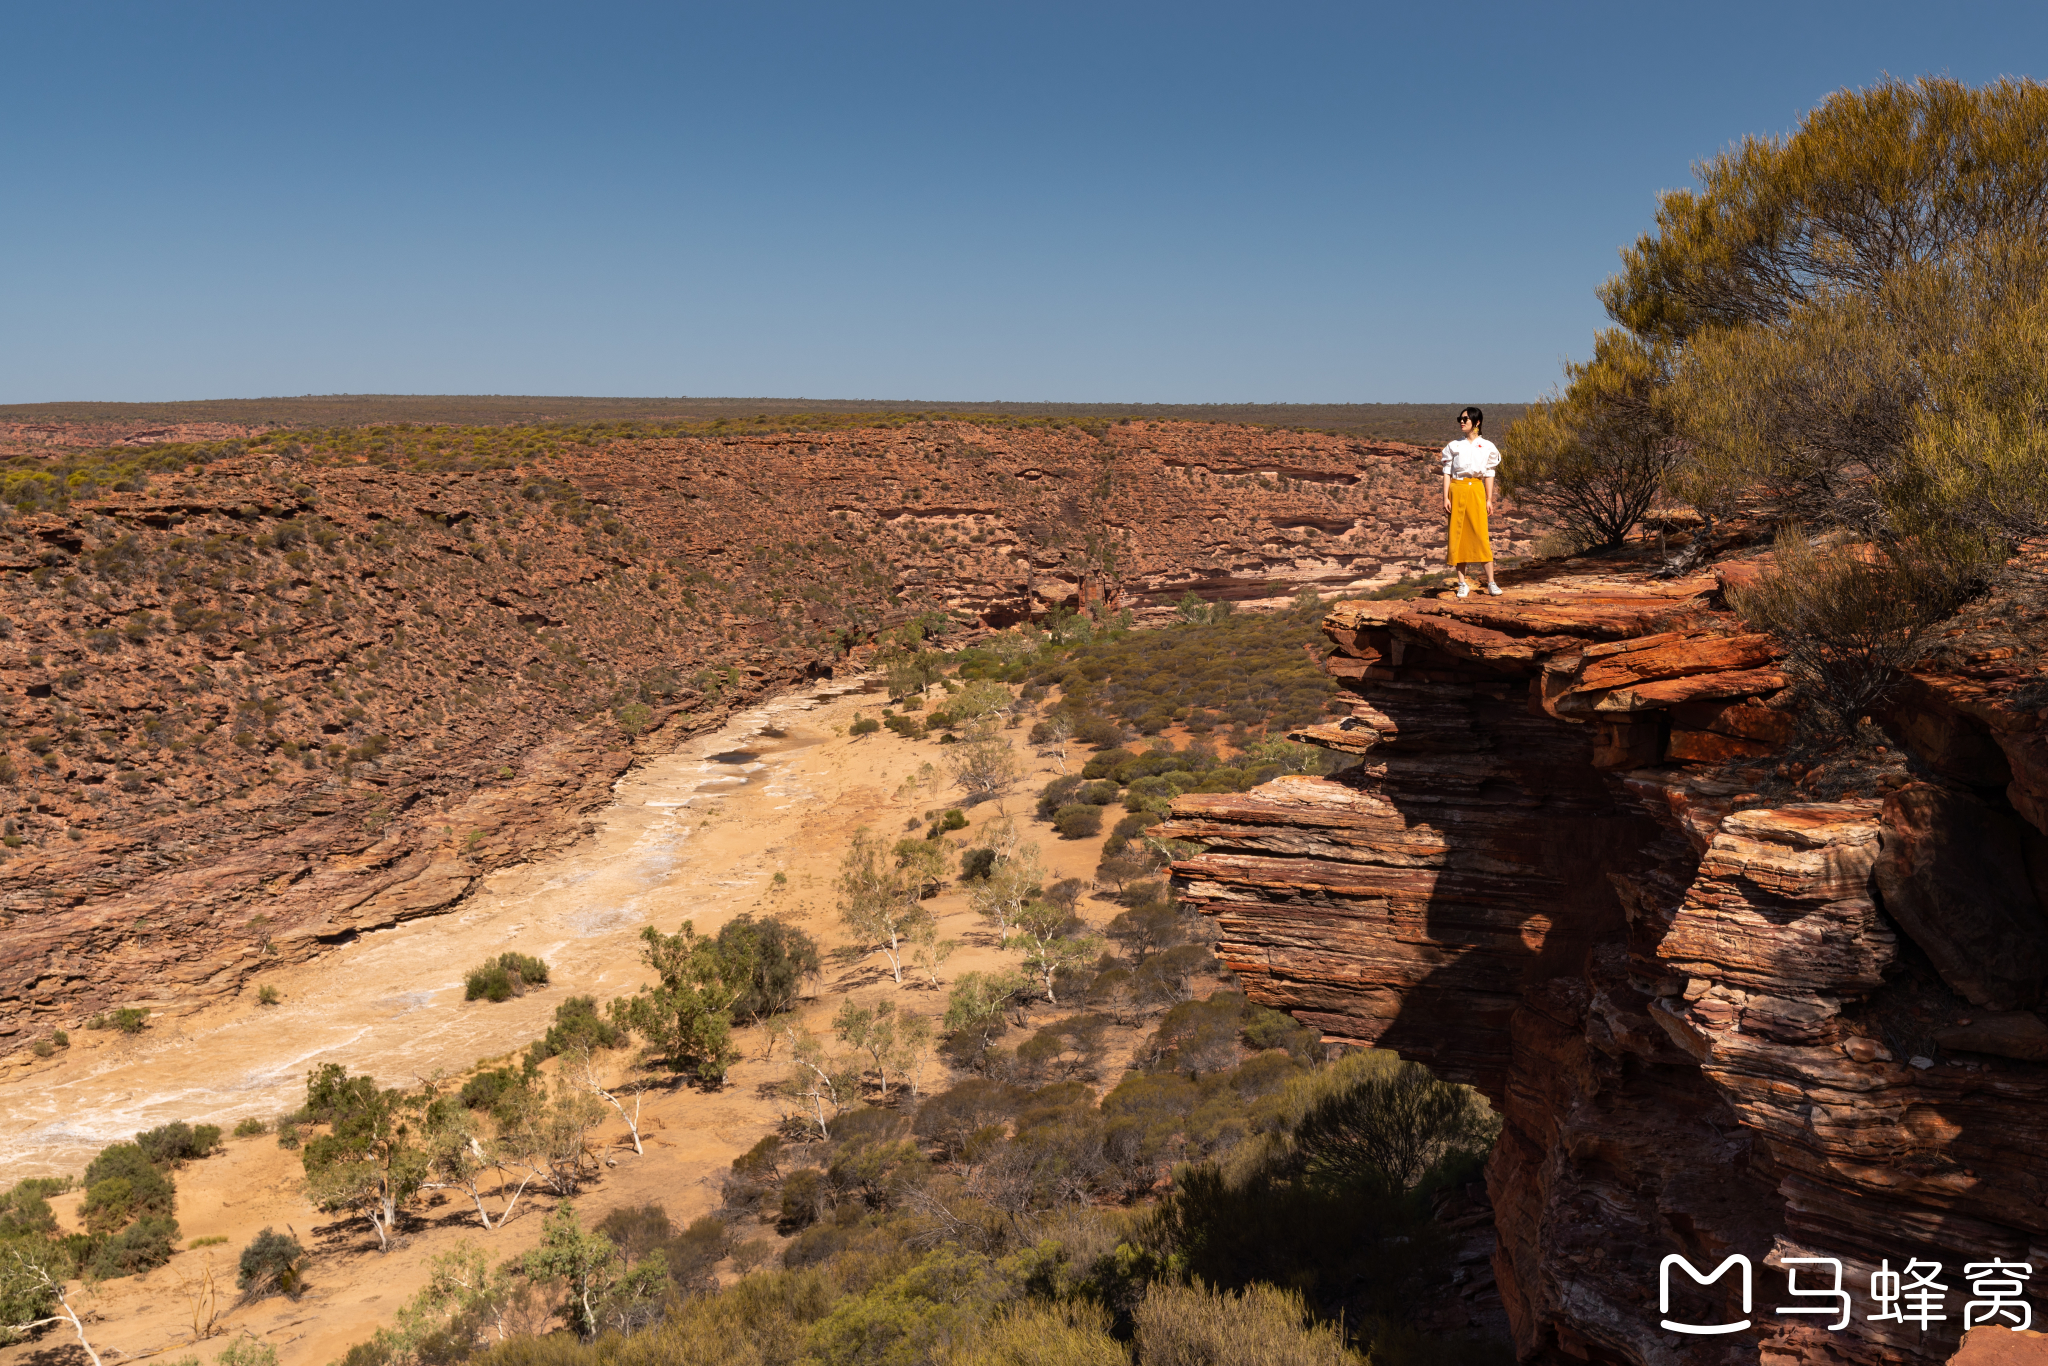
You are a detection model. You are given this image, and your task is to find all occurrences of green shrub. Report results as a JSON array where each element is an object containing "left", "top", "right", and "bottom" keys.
[
  {"left": 460, "top": 1067, "right": 530, "bottom": 1119},
  {"left": 715, "top": 915, "right": 822, "bottom": 1025},
  {"left": 233, "top": 1117, "right": 268, "bottom": 1138},
  {"left": 1081, "top": 749, "right": 1136, "bottom": 781},
  {"left": 87, "top": 1213, "right": 180, "bottom": 1279},
  {"left": 1134, "top": 1281, "right": 1363, "bottom": 1366},
  {"left": 135, "top": 1121, "right": 223, "bottom": 1167},
  {"left": 938, "top": 808, "right": 968, "bottom": 831},
  {"left": 87, "top": 1006, "right": 150, "bottom": 1034},
  {"left": 525, "top": 995, "right": 625, "bottom": 1066},
  {"left": 465, "top": 951, "right": 550, "bottom": 1002},
  {"left": 236, "top": 1227, "right": 307, "bottom": 1297},
  {"left": 1728, "top": 528, "right": 1979, "bottom": 740},
  {"left": 1035, "top": 775, "right": 1083, "bottom": 820},
  {"left": 883, "top": 713, "right": 928, "bottom": 740},
  {"left": 1073, "top": 715, "right": 1125, "bottom": 748},
  {"left": 1077, "top": 780, "right": 1120, "bottom": 806},
  {"left": 0, "top": 1178, "right": 63, "bottom": 1238},
  {"left": 1051, "top": 804, "right": 1103, "bottom": 840},
  {"left": 959, "top": 847, "right": 997, "bottom": 881},
  {"left": 849, "top": 716, "right": 881, "bottom": 736},
  {"left": 80, "top": 1142, "right": 176, "bottom": 1234},
  {"left": 258, "top": 984, "right": 282, "bottom": 1005},
  {"left": 1290, "top": 1060, "right": 1499, "bottom": 1194}
]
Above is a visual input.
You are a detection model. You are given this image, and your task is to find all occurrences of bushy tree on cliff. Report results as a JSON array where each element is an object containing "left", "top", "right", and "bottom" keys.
[
  {"left": 1516, "top": 76, "right": 2048, "bottom": 564},
  {"left": 1515, "top": 76, "right": 2046, "bottom": 729},
  {"left": 1501, "top": 331, "right": 1681, "bottom": 551}
]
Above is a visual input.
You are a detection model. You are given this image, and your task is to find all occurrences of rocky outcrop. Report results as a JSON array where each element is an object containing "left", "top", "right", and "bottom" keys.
[
  {"left": 1, "top": 417, "right": 1534, "bottom": 1046},
  {"left": 1164, "top": 564, "right": 2048, "bottom": 1365}
]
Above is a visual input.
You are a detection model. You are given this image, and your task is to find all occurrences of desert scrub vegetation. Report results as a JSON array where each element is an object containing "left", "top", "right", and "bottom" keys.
[
  {"left": 0, "top": 1113, "right": 230, "bottom": 1315},
  {"left": 1019, "top": 593, "right": 1341, "bottom": 750},
  {"left": 236, "top": 1227, "right": 307, "bottom": 1298},
  {"left": 326, "top": 992, "right": 1503, "bottom": 1366},
  {"left": 466, "top": 952, "right": 553, "bottom": 1003}
]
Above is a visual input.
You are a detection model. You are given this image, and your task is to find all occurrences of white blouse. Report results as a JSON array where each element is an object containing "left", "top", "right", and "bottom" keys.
[{"left": 1441, "top": 436, "right": 1502, "bottom": 480}]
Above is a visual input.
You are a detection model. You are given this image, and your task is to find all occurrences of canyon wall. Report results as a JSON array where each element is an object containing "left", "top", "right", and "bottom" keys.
[
  {"left": 0, "top": 418, "right": 1534, "bottom": 1050},
  {"left": 1163, "top": 563, "right": 2048, "bottom": 1365}
]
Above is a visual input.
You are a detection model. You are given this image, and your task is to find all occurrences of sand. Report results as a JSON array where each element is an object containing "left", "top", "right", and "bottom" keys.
[{"left": 0, "top": 678, "right": 1133, "bottom": 1366}]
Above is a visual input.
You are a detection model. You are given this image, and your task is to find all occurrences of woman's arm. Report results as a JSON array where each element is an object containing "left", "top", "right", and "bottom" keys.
[
  {"left": 1484, "top": 473, "right": 1496, "bottom": 514},
  {"left": 1442, "top": 469, "right": 1452, "bottom": 512}
]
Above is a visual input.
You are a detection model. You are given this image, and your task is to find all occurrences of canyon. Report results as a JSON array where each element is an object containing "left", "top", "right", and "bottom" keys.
[
  {"left": 0, "top": 416, "right": 1546, "bottom": 1049},
  {"left": 1162, "top": 555, "right": 2048, "bottom": 1365}
]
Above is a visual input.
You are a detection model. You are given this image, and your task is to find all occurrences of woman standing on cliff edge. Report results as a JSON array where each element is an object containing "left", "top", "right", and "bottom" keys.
[{"left": 1442, "top": 406, "right": 1502, "bottom": 598}]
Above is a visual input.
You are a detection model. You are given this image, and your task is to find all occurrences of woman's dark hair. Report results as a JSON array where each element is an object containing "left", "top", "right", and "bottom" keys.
[{"left": 1458, "top": 406, "right": 1484, "bottom": 434}]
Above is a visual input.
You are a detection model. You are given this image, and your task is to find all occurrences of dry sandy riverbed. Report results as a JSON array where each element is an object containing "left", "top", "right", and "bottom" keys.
[{"left": 0, "top": 677, "right": 1129, "bottom": 1366}]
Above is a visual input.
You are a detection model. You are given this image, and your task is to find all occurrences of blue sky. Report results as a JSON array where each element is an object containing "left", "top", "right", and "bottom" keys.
[{"left": 4, "top": 2, "right": 2046, "bottom": 405}]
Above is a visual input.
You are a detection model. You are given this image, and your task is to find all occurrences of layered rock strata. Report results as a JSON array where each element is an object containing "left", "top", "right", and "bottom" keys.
[
  {"left": 1164, "top": 566, "right": 2048, "bottom": 1365},
  {"left": 2, "top": 418, "right": 1535, "bottom": 1046}
]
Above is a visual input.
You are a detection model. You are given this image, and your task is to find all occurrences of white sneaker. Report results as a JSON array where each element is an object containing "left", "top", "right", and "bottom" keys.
[
  {"left": 1455, "top": 581, "right": 1470, "bottom": 598},
  {"left": 1486, "top": 582, "right": 1503, "bottom": 596}
]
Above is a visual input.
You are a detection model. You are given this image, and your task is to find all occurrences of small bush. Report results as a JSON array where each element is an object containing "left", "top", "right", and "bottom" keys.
[
  {"left": 1291, "top": 1060, "right": 1501, "bottom": 1194},
  {"left": 778, "top": 1167, "right": 831, "bottom": 1233},
  {"left": 1036, "top": 775, "right": 1084, "bottom": 820},
  {"left": 258, "top": 984, "right": 281, "bottom": 1006},
  {"left": 1081, "top": 748, "right": 1136, "bottom": 780},
  {"left": 1073, "top": 715, "right": 1125, "bottom": 748},
  {"left": 81, "top": 1142, "right": 176, "bottom": 1234},
  {"left": 938, "top": 808, "right": 968, "bottom": 831},
  {"left": 461, "top": 1067, "right": 529, "bottom": 1117},
  {"left": 465, "top": 951, "right": 550, "bottom": 1002},
  {"left": 1078, "top": 780, "right": 1120, "bottom": 806},
  {"left": 849, "top": 716, "right": 881, "bottom": 737},
  {"left": 1728, "top": 528, "right": 1980, "bottom": 740},
  {"left": 135, "top": 1120, "right": 222, "bottom": 1167},
  {"left": 1051, "top": 804, "right": 1104, "bottom": 840},
  {"left": 87, "top": 1006, "right": 150, "bottom": 1034},
  {"left": 87, "top": 1213, "right": 181, "bottom": 1280},
  {"left": 960, "top": 847, "right": 997, "bottom": 881},
  {"left": 237, "top": 1227, "right": 307, "bottom": 1298},
  {"left": 233, "top": 1117, "right": 268, "bottom": 1138},
  {"left": 525, "top": 995, "right": 624, "bottom": 1066},
  {"left": 716, "top": 915, "right": 822, "bottom": 1025},
  {"left": 1134, "top": 1281, "right": 1364, "bottom": 1366}
]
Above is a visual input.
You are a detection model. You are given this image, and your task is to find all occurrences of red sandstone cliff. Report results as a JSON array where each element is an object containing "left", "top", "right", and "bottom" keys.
[
  {"left": 1, "top": 418, "right": 1535, "bottom": 1049},
  {"left": 1163, "top": 560, "right": 2048, "bottom": 1365}
]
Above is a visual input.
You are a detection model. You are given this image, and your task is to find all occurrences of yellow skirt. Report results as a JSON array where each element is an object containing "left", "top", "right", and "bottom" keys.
[{"left": 1447, "top": 478, "right": 1491, "bottom": 565}]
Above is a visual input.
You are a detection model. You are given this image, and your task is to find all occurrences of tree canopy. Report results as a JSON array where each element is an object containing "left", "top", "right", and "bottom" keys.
[{"left": 1508, "top": 75, "right": 2048, "bottom": 563}]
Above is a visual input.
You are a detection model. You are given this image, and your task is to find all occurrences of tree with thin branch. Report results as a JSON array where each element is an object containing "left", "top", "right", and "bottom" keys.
[
  {"left": 837, "top": 828, "right": 930, "bottom": 984},
  {"left": 3, "top": 1247, "right": 104, "bottom": 1366}
]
